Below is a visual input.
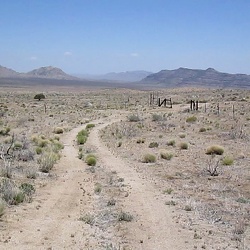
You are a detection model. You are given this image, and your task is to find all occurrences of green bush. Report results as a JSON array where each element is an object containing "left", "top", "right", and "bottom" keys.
[
  {"left": 160, "top": 152, "right": 173, "bottom": 160},
  {"left": 34, "top": 93, "right": 45, "bottom": 101},
  {"left": 35, "top": 146, "right": 43, "bottom": 155},
  {"left": 85, "top": 154, "right": 97, "bottom": 166},
  {"left": 20, "top": 183, "right": 35, "bottom": 196},
  {"left": 86, "top": 124, "right": 95, "bottom": 129},
  {"left": 179, "top": 142, "right": 188, "bottom": 150},
  {"left": 186, "top": 116, "right": 197, "bottom": 123},
  {"left": 222, "top": 156, "right": 234, "bottom": 165},
  {"left": 13, "top": 192, "right": 25, "bottom": 205},
  {"left": 206, "top": 145, "right": 224, "bottom": 155},
  {"left": 167, "top": 140, "right": 176, "bottom": 146},
  {"left": 149, "top": 142, "right": 159, "bottom": 148},
  {"left": 54, "top": 127, "right": 64, "bottom": 134},
  {"left": 199, "top": 127, "right": 206, "bottom": 132},
  {"left": 77, "top": 129, "right": 89, "bottom": 145},
  {"left": 143, "top": 153, "right": 156, "bottom": 163}
]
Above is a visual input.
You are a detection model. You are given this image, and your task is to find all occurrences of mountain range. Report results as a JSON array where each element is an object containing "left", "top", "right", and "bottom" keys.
[
  {"left": 1, "top": 65, "right": 250, "bottom": 89},
  {"left": 141, "top": 67, "right": 250, "bottom": 88},
  {"left": 0, "top": 65, "right": 76, "bottom": 80}
]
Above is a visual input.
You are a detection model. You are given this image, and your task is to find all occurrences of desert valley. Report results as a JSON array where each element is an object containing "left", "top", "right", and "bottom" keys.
[{"left": 0, "top": 65, "right": 249, "bottom": 250}]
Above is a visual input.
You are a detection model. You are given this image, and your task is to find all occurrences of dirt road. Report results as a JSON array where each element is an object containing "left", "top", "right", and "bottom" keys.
[{"left": 0, "top": 114, "right": 193, "bottom": 249}]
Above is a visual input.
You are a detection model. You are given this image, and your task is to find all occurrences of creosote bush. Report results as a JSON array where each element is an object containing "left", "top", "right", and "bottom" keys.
[
  {"left": 206, "top": 145, "right": 224, "bottom": 155},
  {"left": 143, "top": 153, "right": 156, "bottom": 163}
]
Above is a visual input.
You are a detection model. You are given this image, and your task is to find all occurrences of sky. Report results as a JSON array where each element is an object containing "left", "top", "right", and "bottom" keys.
[{"left": 1, "top": 0, "right": 250, "bottom": 75}]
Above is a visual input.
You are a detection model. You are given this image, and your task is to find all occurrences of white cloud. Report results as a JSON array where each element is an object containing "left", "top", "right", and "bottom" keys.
[
  {"left": 64, "top": 51, "right": 72, "bottom": 56},
  {"left": 30, "top": 56, "right": 38, "bottom": 61},
  {"left": 130, "top": 52, "right": 139, "bottom": 57}
]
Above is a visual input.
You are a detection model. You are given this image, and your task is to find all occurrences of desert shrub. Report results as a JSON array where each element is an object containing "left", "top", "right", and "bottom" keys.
[
  {"left": 128, "top": 114, "right": 140, "bottom": 122},
  {"left": 79, "top": 214, "right": 95, "bottom": 225},
  {"left": 20, "top": 183, "right": 35, "bottom": 196},
  {"left": 34, "top": 93, "right": 45, "bottom": 101},
  {"left": 149, "top": 142, "right": 159, "bottom": 148},
  {"left": 94, "top": 183, "right": 102, "bottom": 194},
  {"left": 54, "top": 127, "right": 64, "bottom": 134},
  {"left": 199, "top": 127, "right": 206, "bottom": 132},
  {"left": 160, "top": 152, "right": 173, "bottom": 160},
  {"left": 0, "top": 199, "right": 5, "bottom": 217},
  {"left": 152, "top": 114, "right": 162, "bottom": 121},
  {"left": 222, "top": 156, "right": 234, "bottom": 165},
  {"left": 107, "top": 199, "right": 116, "bottom": 206},
  {"left": 179, "top": 142, "right": 188, "bottom": 150},
  {"left": 143, "top": 153, "right": 156, "bottom": 163},
  {"left": 77, "top": 129, "right": 88, "bottom": 145},
  {"left": 186, "top": 116, "right": 197, "bottom": 123},
  {"left": 167, "top": 140, "right": 176, "bottom": 146},
  {"left": 38, "top": 152, "right": 59, "bottom": 173},
  {"left": 86, "top": 124, "right": 95, "bottom": 129},
  {"left": 35, "top": 147, "right": 43, "bottom": 155},
  {"left": 0, "top": 127, "right": 10, "bottom": 136},
  {"left": 163, "top": 188, "right": 173, "bottom": 194},
  {"left": 179, "top": 133, "right": 186, "bottom": 138},
  {"left": 206, "top": 145, "right": 224, "bottom": 155},
  {"left": 13, "top": 192, "right": 25, "bottom": 205},
  {"left": 51, "top": 141, "right": 64, "bottom": 153},
  {"left": 85, "top": 156, "right": 97, "bottom": 166},
  {"left": 0, "top": 178, "right": 24, "bottom": 205},
  {"left": 38, "top": 139, "right": 49, "bottom": 148},
  {"left": 14, "top": 142, "right": 23, "bottom": 150},
  {"left": 118, "top": 211, "right": 133, "bottom": 222}
]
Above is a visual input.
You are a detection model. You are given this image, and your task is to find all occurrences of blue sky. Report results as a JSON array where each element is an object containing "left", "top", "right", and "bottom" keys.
[{"left": 1, "top": 0, "right": 250, "bottom": 74}]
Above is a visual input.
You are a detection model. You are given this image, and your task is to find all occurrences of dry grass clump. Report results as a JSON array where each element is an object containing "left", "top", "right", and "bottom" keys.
[
  {"left": 0, "top": 199, "right": 5, "bottom": 217},
  {"left": 160, "top": 151, "right": 173, "bottom": 160},
  {"left": 167, "top": 140, "right": 176, "bottom": 146},
  {"left": 142, "top": 153, "right": 156, "bottom": 163},
  {"left": 127, "top": 114, "right": 140, "bottom": 122},
  {"left": 206, "top": 145, "right": 224, "bottom": 155},
  {"left": 179, "top": 142, "right": 188, "bottom": 150},
  {"left": 118, "top": 211, "right": 133, "bottom": 222},
  {"left": 53, "top": 127, "right": 64, "bottom": 134},
  {"left": 148, "top": 142, "right": 159, "bottom": 148},
  {"left": 186, "top": 116, "right": 197, "bottom": 123},
  {"left": 38, "top": 151, "right": 60, "bottom": 173}
]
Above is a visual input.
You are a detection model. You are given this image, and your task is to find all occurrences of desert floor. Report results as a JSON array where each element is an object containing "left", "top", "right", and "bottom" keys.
[{"left": 0, "top": 86, "right": 249, "bottom": 250}]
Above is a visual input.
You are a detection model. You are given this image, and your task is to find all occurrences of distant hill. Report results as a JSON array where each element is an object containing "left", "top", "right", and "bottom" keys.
[
  {"left": 142, "top": 67, "right": 250, "bottom": 88},
  {"left": 76, "top": 70, "right": 153, "bottom": 82},
  {"left": 0, "top": 65, "right": 20, "bottom": 77},
  {"left": 26, "top": 66, "right": 77, "bottom": 80}
]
